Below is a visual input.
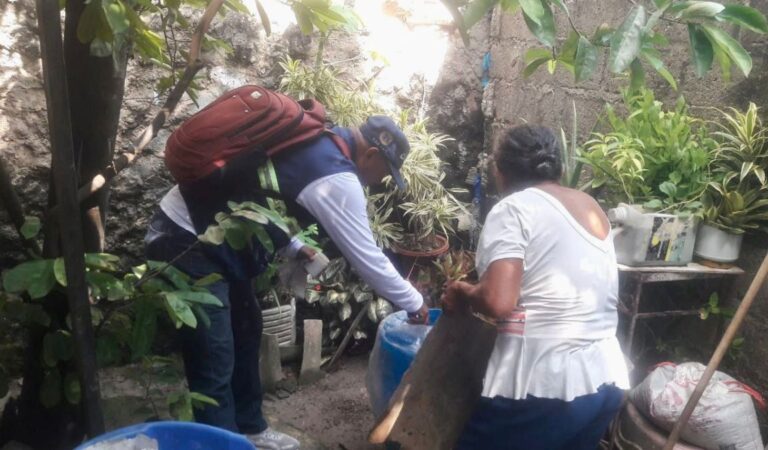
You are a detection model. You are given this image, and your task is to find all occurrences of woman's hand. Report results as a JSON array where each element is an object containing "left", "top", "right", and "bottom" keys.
[
  {"left": 297, "top": 245, "right": 317, "bottom": 261},
  {"left": 441, "top": 281, "right": 472, "bottom": 314}
]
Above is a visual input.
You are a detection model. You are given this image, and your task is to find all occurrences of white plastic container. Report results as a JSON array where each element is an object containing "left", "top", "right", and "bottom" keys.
[
  {"left": 608, "top": 203, "right": 698, "bottom": 266},
  {"left": 694, "top": 223, "right": 743, "bottom": 263}
]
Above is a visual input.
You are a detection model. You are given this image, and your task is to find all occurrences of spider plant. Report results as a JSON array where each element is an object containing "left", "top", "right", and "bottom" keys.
[
  {"left": 702, "top": 103, "right": 768, "bottom": 235},
  {"left": 373, "top": 118, "right": 469, "bottom": 252}
]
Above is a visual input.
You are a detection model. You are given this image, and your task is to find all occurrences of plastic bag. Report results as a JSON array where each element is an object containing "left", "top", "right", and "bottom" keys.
[
  {"left": 86, "top": 434, "right": 158, "bottom": 450},
  {"left": 629, "top": 362, "right": 764, "bottom": 450},
  {"left": 366, "top": 310, "right": 439, "bottom": 419}
]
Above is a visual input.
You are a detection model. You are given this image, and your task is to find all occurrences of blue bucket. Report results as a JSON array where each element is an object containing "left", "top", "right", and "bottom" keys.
[
  {"left": 75, "top": 421, "right": 256, "bottom": 450},
  {"left": 366, "top": 308, "right": 442, "bottom": 418}
]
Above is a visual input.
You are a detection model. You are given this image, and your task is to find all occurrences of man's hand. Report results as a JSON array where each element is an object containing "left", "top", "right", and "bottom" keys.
[
  {"left": 297, "top": 245, "right": 317, "bottom": 261},
  {"left": 441, "top": 281, "right": 471, "bottom": 314},
  {"left": 407, "top": 303, "right": 430, "bottom": 325}
]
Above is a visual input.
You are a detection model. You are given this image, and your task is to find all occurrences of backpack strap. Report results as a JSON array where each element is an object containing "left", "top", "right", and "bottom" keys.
[{"left": 328, "top": 130, "right": 352, "bottom": 160}]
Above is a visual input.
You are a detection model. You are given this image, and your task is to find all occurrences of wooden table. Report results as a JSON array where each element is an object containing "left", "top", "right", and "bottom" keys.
[{"left": 618, "top": 262, "right": 745, "bottom": 360}]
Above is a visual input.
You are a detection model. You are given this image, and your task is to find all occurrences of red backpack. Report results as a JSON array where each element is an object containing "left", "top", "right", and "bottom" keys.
[{"left": 165, "top": 85, "right": 351, "bottom": 183}]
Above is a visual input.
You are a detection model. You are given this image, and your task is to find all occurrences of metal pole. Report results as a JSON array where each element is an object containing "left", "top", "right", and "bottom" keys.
[{"left": 35, "top": 0, "right": 105, "bottom": 437}]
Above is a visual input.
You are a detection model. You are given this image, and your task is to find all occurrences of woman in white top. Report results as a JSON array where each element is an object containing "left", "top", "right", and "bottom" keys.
[{"left": 443, "top": 125, "right": 629, "bottom": 450}]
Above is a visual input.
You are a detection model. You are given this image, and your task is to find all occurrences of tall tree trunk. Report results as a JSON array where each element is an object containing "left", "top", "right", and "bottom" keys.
[
  {"left": 0, "top": 0, "right": 128, "bottom": 447},
  {"left": 64, "top": 0, "right": 128, "bottom": 253}
]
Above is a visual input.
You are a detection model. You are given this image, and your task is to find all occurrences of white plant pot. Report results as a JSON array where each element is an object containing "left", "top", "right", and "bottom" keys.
[
  {"left": 262, "top": 298, "right": 296, "bottom": 346},
  {"left": 694, "top": 223, "right": 743, "bottom": 263}
]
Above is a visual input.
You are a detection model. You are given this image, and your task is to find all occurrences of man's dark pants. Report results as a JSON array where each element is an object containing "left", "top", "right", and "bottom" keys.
[{"left": 145, "top": 210, "right": 268, "bottom": 434}]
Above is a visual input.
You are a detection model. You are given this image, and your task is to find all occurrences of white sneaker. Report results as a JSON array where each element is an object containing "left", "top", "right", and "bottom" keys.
[{"left": 246, "top": 427, "right": 300, "bottom": 450}]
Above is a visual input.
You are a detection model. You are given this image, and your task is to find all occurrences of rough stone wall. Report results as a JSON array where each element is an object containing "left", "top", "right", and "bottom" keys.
[
  {"left": 484, "top": 0, "right": 768, "bottom": 408},
  {"left": 0, "top": 2, "right": 317, "bottom": 266},
  {"left": 427, "top": 17, "right": 490, "bottom": 191}
]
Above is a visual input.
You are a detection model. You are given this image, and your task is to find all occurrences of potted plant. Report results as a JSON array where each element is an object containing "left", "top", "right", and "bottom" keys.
[
  {"left": 696, "top": 103, "right": 768, "bottom": 263},
  {"left": 580, "top": 89, "right": 717, "bottom": 265},
  {"left": 370, "top": 117, "right": 469, "bottom": 271},
  {"left": 582, "top": 89, "right": 715, "bottom": 213}
]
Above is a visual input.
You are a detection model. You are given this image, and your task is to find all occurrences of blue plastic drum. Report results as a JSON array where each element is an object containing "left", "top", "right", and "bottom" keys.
[
  {"left": 366, "top": 308, "right": 442, "bottom": 418},
  {"left": 75, "top": 421, "right": 256, "bottom": 450}
]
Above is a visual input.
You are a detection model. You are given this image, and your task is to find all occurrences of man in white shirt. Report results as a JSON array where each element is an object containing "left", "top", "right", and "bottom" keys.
[{"left": 145, "top": 115, "right": 427, "bottom": 449}]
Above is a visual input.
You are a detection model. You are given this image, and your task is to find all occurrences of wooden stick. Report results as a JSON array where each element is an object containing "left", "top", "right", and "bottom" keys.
[
  {"left": 35, "top": 0, "right": 104, "bottom": 436},
  {"left": 46, "top": 0, "right": 225, "bottom": 219},
  {"left": 325, "top": 300, "right": 372, "bottom": 371},
  {"left": 663, "top": 251, "right": 768, "bottom": 450}
]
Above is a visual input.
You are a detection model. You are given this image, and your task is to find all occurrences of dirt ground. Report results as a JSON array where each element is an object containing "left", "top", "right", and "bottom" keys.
[{"left": 263, "top": 354, "right": 382, "bottom": 450}]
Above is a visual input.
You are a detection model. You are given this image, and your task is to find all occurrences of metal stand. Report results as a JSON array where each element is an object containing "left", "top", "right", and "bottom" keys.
[{"left": 618, "top": 262, "right": 744, "bottom": 362}]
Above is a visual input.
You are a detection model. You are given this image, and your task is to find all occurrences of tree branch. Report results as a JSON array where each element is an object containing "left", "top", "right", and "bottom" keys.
[{"left": 46, "top": 0, "right": 227, "bottom": 219}]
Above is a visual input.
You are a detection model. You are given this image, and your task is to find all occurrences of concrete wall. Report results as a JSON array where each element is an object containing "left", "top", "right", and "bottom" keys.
[{"left": 484, "top": 0, "right": 768, "bottom": 404}]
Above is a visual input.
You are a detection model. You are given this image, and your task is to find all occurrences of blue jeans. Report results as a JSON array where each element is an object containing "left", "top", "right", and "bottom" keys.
[
  {"left": 456, "top": 384, "right": 623, "bottom": 450},
  {"left": 145, "top": 210, "right": 268, "bottom": 434}
]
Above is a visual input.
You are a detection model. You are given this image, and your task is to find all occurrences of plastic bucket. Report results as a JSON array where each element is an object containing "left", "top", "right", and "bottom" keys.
[
  {"left": 75, "top": 421, "right": 256, "bottom": 450},
  {"left": 366, "top": 308, "right": 442, "bottom": 418}
]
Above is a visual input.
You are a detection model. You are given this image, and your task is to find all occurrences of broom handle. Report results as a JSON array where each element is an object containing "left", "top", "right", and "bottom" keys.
[{"left": 663, "top": 251, "right": 768, "bottom": 450}]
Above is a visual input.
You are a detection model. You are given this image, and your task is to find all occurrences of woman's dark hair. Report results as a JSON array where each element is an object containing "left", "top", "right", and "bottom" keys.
[{"left": 494, "top": 124, "right": 562, "bottom": 187}]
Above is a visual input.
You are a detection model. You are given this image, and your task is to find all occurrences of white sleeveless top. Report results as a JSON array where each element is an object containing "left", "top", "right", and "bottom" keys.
[{"left": 476, "top": 188, "right": 630, "bottom": 401}]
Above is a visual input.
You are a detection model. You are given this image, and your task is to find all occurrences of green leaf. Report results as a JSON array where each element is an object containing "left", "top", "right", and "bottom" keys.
[
  {"left": 84, "top": 253, "right": 120, "bottom": 272},
  {"left": 63, "top": 371, "right": 81, "bottom": 405},
  {"left": 193, "top": 273, "right": 223, "bottom": 287},
  {"left": 199, "top": 225, "right": 226, "bottom": 245},
  {"left": 168, "top": 391, "right": 194, "bottom": 421},
  {"left": 500, "top": 0, "right": 519, "bottom": 12},
  {"left": 521, "top": 57, "right": 546, "bottom": 75},
  {"left": 252, "top": 226, "right": 275, "bottom": 254},
  {"left": 190, "top": 304, "right": 211, "bottom": 329},
  {"left": 549, "top": 0, "right": 568, "bottom": 15},
  {"left": 521, "top": 1, "right": 555, "bottom": 47},
  {"left": 609, "top": 6, "right": 646, "bottom": 73},
  {"left": 463, "top": 0, "right": 497, "bottom": 29},
  {"left": 519, "top": 0, "right": 547, "bottom": 26},
  {"left": 629, "top": 58, "right": 646, "bottom": 93},
  {"left": 255, "top": 0, "right": 272, "bottom": 35},
  {"left": 644, "top": 199, "right": 664, "bottom": 210},
  {"left": 174, "top": 291, "right": 223, "bottom": 307},
  {"left": 223, "top": 223, "right": 249, "bottom": 250},
  {"left": 101, "top": 0, "right": 130, "bottom": 34},
  {"left": 574, "top": 36, "right": 598, "bottom": 82},
  {"left": 659, "top": 181, "right": 678, "bottom": 198},
  {"left": 702, "top": 25, "right": 752, "bottom": 77},
  {"left": 189, "top": 392, "right": 219, "bottom": 408},
  {"left": 231, "top": 209, "right": 269, "bottom": 225},
  {"left": 640, "top": 48, "right": 678, "bottom": 90},
  {"left": 77, "top": 2, "right": 102, "bottom": 43},
  {"left": 293, "top": 4, "right": 314, "bottom": 35},
  {"left": 547, "top": 58, "right": 557, "bottom": 74},
  {"left": 718, "top": 5, "right": 768, "bottom": 34},
  {"left": 40, "top": 370, "right": 62, "bottom": 408},
  {"left": 53, "top": 258, "right": 67, "bottom": 287},
  {"left": 712, "top": 40, "right": 733, "bottom": 81},
  {"left": 688, "top": 24, "right": 714, "bottom": 77},
  {"left": 678, "top": 2, "right": 724, "bottom": 20},
  {"left": 3, "top": 260, "right": 57, "bottom": 299},
  {"left": 147, "top": 261, "right": 191, "bottom": 290},
  {"left": 20, "top": 216, "right": 41, "bottom": 240},
  {"left": 164, "top": 293, "right": 198, "bottom": 329}
]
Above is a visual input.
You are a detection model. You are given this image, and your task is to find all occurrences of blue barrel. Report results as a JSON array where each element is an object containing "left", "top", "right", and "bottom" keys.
[
  {"left": 366, "top": 309, "right": 442, "bottom": 418},
  {"left": 75, "top": 421, "right": 256, "bottom": 450}
]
